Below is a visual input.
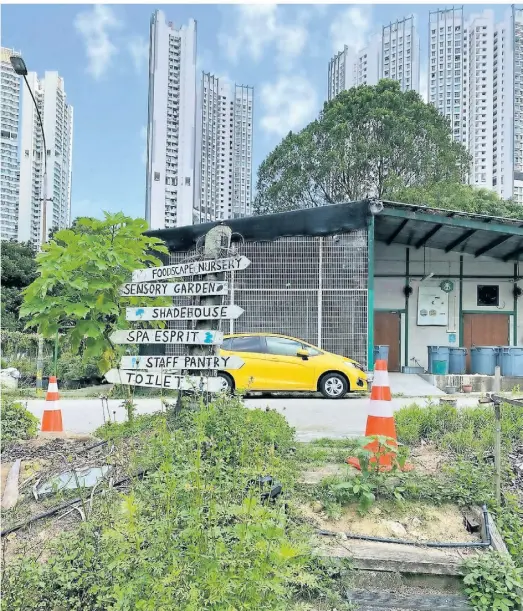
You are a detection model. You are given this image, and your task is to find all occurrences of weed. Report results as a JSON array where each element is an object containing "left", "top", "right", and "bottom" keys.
[
  {"left": 463, "top": 552, "right": 523, "bottom": 611},
  {"left": 1, "top": 393, "right": 38, "bottom": 444}
]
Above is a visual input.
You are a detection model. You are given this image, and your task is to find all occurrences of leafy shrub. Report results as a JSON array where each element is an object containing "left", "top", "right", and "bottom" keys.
[
  {"left": 463, "top": 552, "right": 523, "bottom": 611},
  {"left": 56, "top": 351, "right": 100, "bottom": 381},
  {"left": 1, "top": 395, "right": 320, "bottom": 611},
  {"left": 1, "top": 394, "right": 38, "bottom": 443}
]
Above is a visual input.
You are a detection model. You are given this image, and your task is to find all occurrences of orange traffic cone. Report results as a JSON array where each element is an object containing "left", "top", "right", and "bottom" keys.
[
  {"left": 346, "top": 359, "right": 411, "bottom": 472},
  {"left": 41, "top": 376, "right": 63, "bottom": 432}
]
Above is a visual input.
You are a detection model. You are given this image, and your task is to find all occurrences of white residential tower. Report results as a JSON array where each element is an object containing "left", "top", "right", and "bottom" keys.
[
  {"left": 196, "top": 73, "right": 253, "bottom": 224},
  {"left": 145, "top": 11, "right": 197, "bottom": 230},
  {"left": 0, "top": 47, "right": 21, "bottom": 241},
  {"left": 328, "top": 15, "right": 420, "bottom": 101},
  {"left": 18, "top": 71, "right": 73, "bottom": 244}
]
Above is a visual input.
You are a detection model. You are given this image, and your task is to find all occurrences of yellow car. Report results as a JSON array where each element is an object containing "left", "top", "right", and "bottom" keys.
[{"left": 217, "top": 333, "right": 368, "bottom": 399}]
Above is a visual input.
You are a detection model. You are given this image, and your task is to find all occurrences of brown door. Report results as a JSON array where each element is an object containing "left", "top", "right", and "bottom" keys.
[
  {"left": 374, "top": 311, "right": 401, "bottom": 372},
  {"left": 463, "top": 314, "right": 509, "bottom": 372}
]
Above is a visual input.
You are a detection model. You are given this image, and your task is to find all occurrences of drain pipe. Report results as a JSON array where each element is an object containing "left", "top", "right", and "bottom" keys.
[{"left": 318, "top": 504, "right": 491, "bottom": 549}]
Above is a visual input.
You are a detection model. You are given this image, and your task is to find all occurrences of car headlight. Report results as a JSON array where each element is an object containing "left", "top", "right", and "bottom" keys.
[{"left": 343, "top": 360, "right": 356, "bottom": 368}]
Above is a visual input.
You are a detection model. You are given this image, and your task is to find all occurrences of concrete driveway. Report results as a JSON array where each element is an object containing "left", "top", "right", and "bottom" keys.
[{"left": 24, "top": 394, "right": 479, "bottom": 442}]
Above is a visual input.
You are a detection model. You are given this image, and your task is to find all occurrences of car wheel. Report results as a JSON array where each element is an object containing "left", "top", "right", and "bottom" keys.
[
  {"left": 217, "top": 372, "right": 234, "bottom": 394},
  {"left": 319, "top": 373, "right": 348, "bottom": 399}
]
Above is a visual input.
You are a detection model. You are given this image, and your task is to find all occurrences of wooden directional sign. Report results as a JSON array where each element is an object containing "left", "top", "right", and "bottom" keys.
[
  {"left": 104, "top": 369, "right": 224, "bottom": 392},
  {"left": 119, "top": 354, "right": 244, "bottom": 371},
  {"left": 120, "top": 281, "right": 228, "bottom": 297},
  {"left": 109, "top": 329, "right": 224, "bottom": 345},
  {"left": 125, "top": 304, "right": 244, "bottom": 322},
  {"left": 132, "top": 256, "right": 251, "bottom": 283}
]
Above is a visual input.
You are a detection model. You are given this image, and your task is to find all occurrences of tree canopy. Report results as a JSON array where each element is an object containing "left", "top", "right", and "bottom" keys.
[
  {"left": 254, "top": 80, "right": 473, "bottom": 215},
  {"left": 1, "top": 241, "right": 37, "bottom": 331},
  {"left": 20, "top": 212, "right": 169, "bottom": 372}
]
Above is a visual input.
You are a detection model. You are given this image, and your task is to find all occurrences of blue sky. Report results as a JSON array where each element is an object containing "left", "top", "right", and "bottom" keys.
[{"left": 2, "top": 3, "right": 510, "bottom": 223}]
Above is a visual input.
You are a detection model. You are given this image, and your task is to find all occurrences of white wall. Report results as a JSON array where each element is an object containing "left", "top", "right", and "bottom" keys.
[{"left": 375, "top": 241, "right": 522, "bottom": 370}]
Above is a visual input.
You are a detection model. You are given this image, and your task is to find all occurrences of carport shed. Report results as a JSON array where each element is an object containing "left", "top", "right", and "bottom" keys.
[{"left": 146, "top": 200, "right": 523, "bottom": 372}]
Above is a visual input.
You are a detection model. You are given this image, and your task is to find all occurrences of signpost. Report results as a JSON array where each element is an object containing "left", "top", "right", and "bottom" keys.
[
  {"left": 109, "top": 329, "right": 224, "bottom": 345},
  {"left": 132, "top": 255, "right": 250, "bottom": 283},
  {"left": 120, "top": 281, "right": 228, "bottom": 297},
  {"left": 104, "top": 369, "right": 224, "bottom": 392},
  {"left": 119, "top": 354, "right": 244, "bottom": 370},
  {"left": 125, "top": 304, "right": 244, "bottom": 322},
  {"left": 104, "top": 226, "right": 249, "bottom": 400}
]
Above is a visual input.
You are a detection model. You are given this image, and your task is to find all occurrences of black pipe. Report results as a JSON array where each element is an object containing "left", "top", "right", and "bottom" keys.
[
  {"left": 317, "top": 504, "right": 492, "bottom": 549},
  {"left": 0, "top": 470, "right": 147, "bottom": 538}
]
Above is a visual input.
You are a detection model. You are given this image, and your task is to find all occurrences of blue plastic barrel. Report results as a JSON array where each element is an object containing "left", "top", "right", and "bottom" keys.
[
  {"left": 449, "top": 347, "right": 467, "bottom": 375},
  {"left": 470, "top": 346, "right": 499, "bottom": 375},
  {"left": 427, "top": 346, "right": 450, "bottom": 375},
  {"left": 373, "top": 345, "right": 389, "bottom": 365},
  {"left": 499, "top": 347, "right": 523, "bottom": 377}
]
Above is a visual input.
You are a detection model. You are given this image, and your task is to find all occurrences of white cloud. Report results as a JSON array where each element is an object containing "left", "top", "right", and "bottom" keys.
[
  {"left": 128, "top": 36, "right": 149, "bottom": 73},
  {"left": 220, "top": 5, "right": 307, "bottom": 67},
  {"left": 140, "top": 126, "right": 147, "bottom": 165},
  {"left": 260, "top": 75, "right": 318, "bottom": 138},
  {"left": 329, "top": 6, "right": 372, "bottom": 54},
  {"left": 74, "top": 5, "right": 123, "bottom": 80}
]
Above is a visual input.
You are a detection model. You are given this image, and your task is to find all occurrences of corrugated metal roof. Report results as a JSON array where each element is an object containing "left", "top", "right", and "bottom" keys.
[{"left": 377, "top": 201, "right": 523, "bottom": 262}]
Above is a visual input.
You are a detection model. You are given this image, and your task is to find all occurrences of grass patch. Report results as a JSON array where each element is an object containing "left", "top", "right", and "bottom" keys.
[{"left": 1, "top": 394, "right": 353, "bottom": 611}]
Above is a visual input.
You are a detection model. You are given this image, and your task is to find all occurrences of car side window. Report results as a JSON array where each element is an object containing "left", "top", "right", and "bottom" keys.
[
  {"left": 302, "top": 344, "right": 321, "bottom": 356},
  {"left": 221, "top": 338, "right": 233, "bottom": 351},
  {"left": 266, "top": 337, "right": 303, "bottom": 356},
  {"left": 230, "top": 336, "right": 264, "bottom": 353}
]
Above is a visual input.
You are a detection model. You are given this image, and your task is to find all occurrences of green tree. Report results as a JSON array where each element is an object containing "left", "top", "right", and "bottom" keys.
[
  {"left": 20, "top": 213, "right": 169, "bottom": 373},
  {"left": 392, "top": 181, "right": 522, "bottom": 219},
  {"left": 1, "top": 241, "right": 37, "bottom": 331},
  {"left": 254, "top": 80, "right": 471, "bottom": 215}
]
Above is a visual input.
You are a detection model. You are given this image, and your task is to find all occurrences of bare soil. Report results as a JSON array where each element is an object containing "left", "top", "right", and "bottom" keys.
[{"left": 301, "top": 500, "right": 480, "bottom": 544}]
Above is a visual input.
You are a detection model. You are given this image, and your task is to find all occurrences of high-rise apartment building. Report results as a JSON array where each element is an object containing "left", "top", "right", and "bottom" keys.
[
  {"left": 513, "top": 7, "right": 523, "bottom": 204},
  {"left": 327, "top": 16, "right": 420, "bottom": 101},
  {"left": 1, "top": 47, "right": 21, "bottom": 241},
  {"left": 145, "top": 10, "right": 197, "bottom": 230},
  {"left": 381, "top": 16, "right": 421, "bottom": 94},
  {"left": 429, "top": 7, "right": 467, "bottom": 145},
  {"left": 429, "top": 7, "right": 522, "bottom": 202},
  {"left": 18, "top": 71, "right": 73, "bottom": 244},
  {"left": 196, "top": 73, "right": 253, "bottom": 224}
]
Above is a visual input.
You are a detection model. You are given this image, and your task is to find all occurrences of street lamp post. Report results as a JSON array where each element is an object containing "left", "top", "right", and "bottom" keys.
[{"left": 11, "top": 55, "right": 53, "bottom": 395}]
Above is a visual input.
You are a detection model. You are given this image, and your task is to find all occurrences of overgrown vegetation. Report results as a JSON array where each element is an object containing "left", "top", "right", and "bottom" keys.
[
  {"left": 463, "top": 552, "right": 523, "bottom": 611},
  {"left": 0, "top": 393, "right": 39, "bottom": 443},
  {"left": 1, "top": 395, "right": 351, "bottom": 610}
]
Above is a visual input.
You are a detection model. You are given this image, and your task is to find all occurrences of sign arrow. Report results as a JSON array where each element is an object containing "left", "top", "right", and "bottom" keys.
[
  {"left": 104, "top": 369, "right": 224, "bottom": 392},
  {"left": 125, "top": 304, "right": 244, "bottom": 322},
  {"left": 120, "top": 281, "right": 228, "bottom": 297},
  {"left": 109, "top": 329, "right": 224, "bottom": 345},
  {"left": 132, "top": 256, "right": 251, "bottom": 283},
  {"left": 119, "top": 354, "right": 244, "bottom": 371}
]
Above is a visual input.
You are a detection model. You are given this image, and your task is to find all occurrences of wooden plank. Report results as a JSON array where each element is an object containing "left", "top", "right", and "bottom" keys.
[
  {"left": 119, "top": 280, "right": 228, "bottom": 297},
  {"left": 125, "top": 304, "right": 244, "bottom": 322},
  {"left": 109, "top": 329, "right": 224, "bottom": 345},
  {"left": 1, "top": 459, "right": 21, "bottom": 510},
  {"left": 104, "top": 370, "right": 223, "bottom": 392},
  {"left": 132, "top": 256, "right": 250, "bottom": 282},
  {"left": 346, "top": 589, "right": 471, "bottom": 610},
  {"left": 119, "top": 355, "right": 244, "bottom": 370}
]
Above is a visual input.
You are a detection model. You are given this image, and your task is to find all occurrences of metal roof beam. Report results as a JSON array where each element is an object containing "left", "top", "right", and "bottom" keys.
[
  {"left": 503, "top": 245, "right": 523, "bottom": 262},
  {"left": 415, "top": 224, "right": 444, "bottom": 249},
  {"left": 474, "top": 235, "right": 514, "bottom": 258},
  {"left": 444, "top": 229, "right": 476, "bottom": 253},
  {"left": 386, "top": 219, "right": 409, "bottom": 245},
  {"left": 381, "top": 208, "right": 523, "bottom": 237}
]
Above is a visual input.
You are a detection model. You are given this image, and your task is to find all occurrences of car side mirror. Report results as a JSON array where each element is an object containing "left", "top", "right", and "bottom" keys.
[{"left": 296, "top": 349, "right": 309, "bottom": 360}]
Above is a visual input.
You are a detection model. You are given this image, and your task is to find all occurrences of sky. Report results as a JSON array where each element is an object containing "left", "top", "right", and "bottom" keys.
[{"left": 2, "top": 3, "right": 511, "bottom": 223}]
